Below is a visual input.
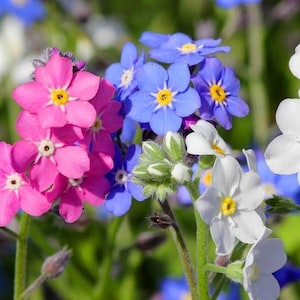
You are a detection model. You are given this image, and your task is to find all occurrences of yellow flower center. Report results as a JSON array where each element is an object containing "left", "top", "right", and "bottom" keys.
[
  {"left": 180, "top": 43, "right": 197, "bottom": 54},
  {"left": 51, "top": 89, "right": 69, "bottom": 106},
  {"left": 210, "top": 84, "right": 226, "bottom": 103},
  {"left": 91, "top": 116, "right": 102, "bottom": 133},
  {"left": 211, "top": 143, "right": 225, "bottom": 156},
  {"left": 156, "top": 89, "right": 173, "bottom": 106},
  {"left": 202, "top": 169, "right": 212, "bottom": 186},
  {"left": 221, "top": 197, "right": 236, "bottom": 216}
]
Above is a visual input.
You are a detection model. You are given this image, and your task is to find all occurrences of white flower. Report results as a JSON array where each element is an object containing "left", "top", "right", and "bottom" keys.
[
  {"left": 289, "top": 43, "right": 300, "bottom": 81},
  {"left": 195, "top": 156, "right": 265, "bottom": 255},
  {"left": 185, "top": 120, "right": 232, "bottom": 157},
  {"left": 171, "top": 162, "right": 191, "bottom": 184},
  {"left": 243, "top": 227, "right": 287, "bottom": 300},
  {"left": 264, "top": 98, "right": 300, "bottom": 184}
]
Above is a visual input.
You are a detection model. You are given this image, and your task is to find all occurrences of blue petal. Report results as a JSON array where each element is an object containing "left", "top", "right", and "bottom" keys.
[
  {"left": 139, "top": 31, "right": 170, "bottom": 48},
  {"left": 226, "top": 96, "right": 249, "bottom": 117},
  {"left": 105, "top": 187, "right": 132, "bottom": 216},
  {"left": 173, "top": 88, "right": 200, "bottom": 117},
  {"left": 120, "top": 42, "right": 138, "bottom": 69},
  {"left": 150, "top": 108, "right": 182, "bottom": 136},
  {"left": 149, "top": 48, "right": 181, "bottom": 64},
  {"left": 125, "top": 144, "right": 141, "bottom": 172},
  {"left": 120, "top": 116, "right": 137, "bottom": 145},
  {"left": 167, "top": 63, "right": 190, "bottom": 92},
  {"left": 222, "top": 67, "right": 240, "bottom": 95},
  {"left": 214, "top": 105, "right": 232, "bottom": 130},
  {"left": 105, "top": 63, "right": 123, "bottom": 86},
  {"left": 127, "top": 180, "right": 147, "bottom": 201}
]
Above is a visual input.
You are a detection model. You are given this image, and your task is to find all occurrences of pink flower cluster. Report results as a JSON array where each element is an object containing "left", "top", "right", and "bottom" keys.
[{"left": 0, "top": 49, "right": 122, "bottom": 225}]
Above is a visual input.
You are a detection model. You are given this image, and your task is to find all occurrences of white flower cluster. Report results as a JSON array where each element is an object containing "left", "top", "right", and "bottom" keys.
[{"left": 186, "top": 119, "right": 287, "bottom": 299}]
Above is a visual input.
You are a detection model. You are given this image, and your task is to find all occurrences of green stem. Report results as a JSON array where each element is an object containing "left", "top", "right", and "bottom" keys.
[
  {"left": 159, "top": 199, "right": 198, "bottom": 300},
  {"left": 1, "top": 226, "right": 20, "bottom": 240},
  {"left": 246, "top": 3, "right": 269, "bottom": 147},
  {"left": 205, "top": 263, "right": 227, "bottom": 275},
  {"left": 186, "top": 182, "right": 210, "bottom": 300},
  {"left": 93, "top": 216, "right": 124, "bottom": 299},
  {"left": 14, "top": 213, "right": 31, "bottom": 300}
]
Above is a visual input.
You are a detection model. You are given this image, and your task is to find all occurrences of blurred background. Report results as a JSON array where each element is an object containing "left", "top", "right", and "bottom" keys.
[{"left": 1, "top": 0, "right": 300, "bottom": 299}]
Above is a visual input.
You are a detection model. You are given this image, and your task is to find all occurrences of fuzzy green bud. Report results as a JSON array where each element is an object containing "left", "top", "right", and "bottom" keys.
[
  {"left": 171, "top": 162, "right": 192, "bottom": 184},
  {"left": 163, "top": 131, "right": 185, "bottom": 162},
  {"left": 147, "top": 161, "right": 171, "bottom": 179},
  {"left": 225, "top": 260, "right": 244, "bottom": 284},
  {"left": 142, "top": 141, "right": 165, "bottom": 160}
]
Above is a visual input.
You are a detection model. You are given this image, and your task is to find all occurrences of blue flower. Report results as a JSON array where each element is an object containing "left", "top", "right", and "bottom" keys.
[
  {"left": 0, "top": 0, "right": 46, "bottom": 27},
  {"left": 140, "top": 31, "right": 230, "bottom": 66},
  {"left": 105, "top": 144, "right": 147, "bottom": 216},
  {"left": 192, "top": 57, "right": 249, "bottom": 130},
  {"left": 216, "top": 0, "right": 261, "bottom": 9},
  {"left": 159, "top": 276, "right": 190, "bottom": 300},
  {"left": 273, "top": 263, "right": 300, "bottom": 288},
  {"left": 105, "top": 42, "right": 145, "bottom": 101},
  {"left": 127, "top": 62, "right": 200, "bottom": 136}
]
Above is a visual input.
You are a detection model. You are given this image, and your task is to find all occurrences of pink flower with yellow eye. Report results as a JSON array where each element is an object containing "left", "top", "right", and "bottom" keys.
[{"left": 12, "top": 52, "right": 99, "bottom": 129}]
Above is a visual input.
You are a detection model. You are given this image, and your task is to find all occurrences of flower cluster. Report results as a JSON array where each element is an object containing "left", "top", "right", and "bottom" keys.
[{"left": 0, "top": 48, "right": 122, "bottom": 225}]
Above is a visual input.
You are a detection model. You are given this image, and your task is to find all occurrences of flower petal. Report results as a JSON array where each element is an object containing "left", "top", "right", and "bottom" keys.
[
  {"left": 0, "top": 189, "right": 19, "bottom": 226},
  {"left": 105, "top": 187, "right": 132, "bottom": 216},
  {"left": 66, "top": 101, "right": 96, "bottom": 128}
]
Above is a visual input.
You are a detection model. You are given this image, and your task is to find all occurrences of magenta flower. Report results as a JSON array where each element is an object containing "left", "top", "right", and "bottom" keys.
[
  {"left": 11, "top": 110, "right": 90, "bottom": 192},
  {"left": 12, "top": 52, "right": 99, "bottom": 129},
  {"left": 0, "top": 142, "right": 51, "bottom": 226},
  {"left": 82, "top": 78, "right": 123, "bottom": 155}
]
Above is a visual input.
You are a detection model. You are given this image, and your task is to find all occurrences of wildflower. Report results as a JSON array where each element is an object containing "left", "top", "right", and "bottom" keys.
[
  {"left": 215, "top": 0, "right": 261, "bottom": 9},
  {"left": 12, "top": 52, "right": 99, "bottom": 129},
  {"left": 127, "top": 62, "right": 200, "bottom": 136},
  {"left": 0, "top": 0, "right": 46, "bottom": 27},
  {"left": 243, "top": 227, "right": 287, "bottom": 300},
  {"left": 0, "top": 142, "right": 51, "bottom": 226},
  {"left": 185, "top": 120, "right": 232, "bottom": 157},
  {"left": 158, "top": 276, "right": 190, "bottom": 300},
  {"left": 289, "top": 43, "right": 300, "bottom": 81},
  {"left": 195, "top": 156, "right": 265, "bottom": 255},
  {"left": 82, "top": 78, "right": 123, "bottom": 154},
  {"left": 105, "top": 41, "right": 145, "bottom": 100},
  {"left": 192, "top": 57, "right": 249, "bottom": 129},
  {"left": 264, "top": 99, "right": 300, "bottom": 184},
  {"left": 140, "top": 31, "right": 230, "bottom": 66},
  {"left": 105, "top": 145, "right": 147, "bottom": 216},
  {"left": 11, "top": 110, "right": 90, "bottom": 192}
]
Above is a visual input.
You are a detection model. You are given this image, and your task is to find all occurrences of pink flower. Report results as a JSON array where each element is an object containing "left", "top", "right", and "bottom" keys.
[
  {"left": 46, "top": 152, "right": 113, "bottom": 223},
  {"left": 11, "top": 110, "right": 90, "bottom": 192},
  {"left": 0, "top": 142, "right": 51, "bottom": 226},
  {"left": 12, "top": 52, "right": 99, "bottom": 129},
  {"left": 82, "top": 78, "right": 123, "bottom": 155}
]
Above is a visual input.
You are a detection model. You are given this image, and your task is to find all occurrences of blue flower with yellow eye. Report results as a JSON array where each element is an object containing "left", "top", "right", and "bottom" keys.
[
  {"left": 192, "top": 57, "right": 249, "bottom": 130},
  {"left": 216, "top": 0, "right": 261, "bottom": 9},
  {"left": 0, "top": 0, "right": 46, "bottom": 27},
  {"left": 127, "top": 62, "right": 200, "bottom": 136},
  {"left": 140, "top": 31, "right": 230, "bottom": 66}
]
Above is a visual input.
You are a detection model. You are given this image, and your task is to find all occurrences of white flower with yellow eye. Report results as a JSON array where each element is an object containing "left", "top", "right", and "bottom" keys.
[{"left": 195, "top": 156, "right": 265, "bottom": 255}]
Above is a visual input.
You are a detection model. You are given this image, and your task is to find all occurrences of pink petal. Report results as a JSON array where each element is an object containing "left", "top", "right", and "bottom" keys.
[
  {"left": 101, "top": 101, "right": 123, "bottom": 132},
  {"left": 65, "top": 101, "right": 96, "bottom": 128},
  {"left": 12, "top": 81, "right": 48, "bottom": 113},
  {"left": 89, "top": 152, "right": 114, "bottom": 175},
  {"left": 90, "top": 78, "right": 115, "bottom": 111},
  {"left": 30, "top": 158, "right": 59, "bottom": 192},
  {"left": 68, "top": 71, "right": 100, "bottom": 101},
  {"left": 20, "top": 185, "right": 51, "bottom": 216},
  {"left": 52, "top": 124, "right": 83, "bottom": 144},
  {"left": 43, "top": 53, "right": 73, "bottom": 88},
  {"left": 11, "top": 140, "right": 37, "bottom": 172},
  {"left": 92, "top": 131, "right": 114, "bottom": 155},
  {"left": 38, "top": 106, "right": 67, "bottom": 128},
  {"left": 44, "top": 173, "right": 68, "bottom": 203},
  {"left": 82, "top": 175, "right": 109, "bottom": 205},
  {"left": 0, "top": 142, "right": 13, "bottom": 172},
  {"left": 55, "top": 146, "right": 90, "bottom": 178},
  {"left": 0, "top": 190, "right": 20, "bottom": 226},
  {"left": 59, "top": 188, "right": 83, "bottom": 223}
]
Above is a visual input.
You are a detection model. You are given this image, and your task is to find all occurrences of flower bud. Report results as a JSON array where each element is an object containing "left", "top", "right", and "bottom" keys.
[
  {"left": 147, "top": 161, "right": 171, "bottom": 179},
  {"left": 142, "top": 141, "right": 165, "bottom": 160},
  {"left": 163, "top": 131, "right": 185, "bottom": 162},
  {"left": 171, "top": 163, "right": 192, "bottom": 184},
  {"left": 148, "top": 212, "right": 174, "bottom": 229}
]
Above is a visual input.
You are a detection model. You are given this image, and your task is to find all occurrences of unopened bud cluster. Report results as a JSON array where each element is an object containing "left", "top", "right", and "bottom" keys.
[{"left": 132, "top": 132, "right": 192, "bottom": 200}]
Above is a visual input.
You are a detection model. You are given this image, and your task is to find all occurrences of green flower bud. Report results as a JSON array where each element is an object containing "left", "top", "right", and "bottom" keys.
[
  {"left": 142, "top": 141, "right": 165, "bottom": 160},
  {"left": 147, "top": 161, "right": 171, "bottom": 179},
  {"left": 225, "top": 260, "right": 244, "bottom": 284},
  {"left": 163, "top": 131, "right": 185, "bottom": 162},
  {"left": 171, "top": 162, "right": 192, "bottom": 184}
]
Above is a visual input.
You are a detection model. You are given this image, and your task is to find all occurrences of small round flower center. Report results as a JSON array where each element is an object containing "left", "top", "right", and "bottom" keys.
[
  {"left": 156, "top": 89, "right": 173, "bottom": 106},
  {"left": 210, "top": 84, "right": 226, "bottom": 103},
  {"left": 6, "top": 173, "right": 22, "bottom": 191},
  {"left": 120, "top": 68, "right": 134, "bottom": 88},
  {"left": 91, "top": 116, "right": 102, "bottom": 133},
  {"left": 115, "top": 169, "right": 128, "bottom": 185},
  {"left": 51, "top": 89, "right": 69, "bottom": 105},
  {"left": 248, "top": 263, "right": 260, "bottom": 281},
  {"left": 180, "top": 43, "right": 197, "bottom": 54},
  {"left": 211, "top": 143, "right": 225, "bottom": 155},
  {"left": 202, "top": 169, "right": 212, "bottom": 187},
  {"left": 221, "top": 197, "right": 236, "bottom": 216},
  {"left": 69, "top": 178, "right": 83, "bottom": 187},
  {"left": 38, "top": 139, "right": 55, "bottom": 157}
]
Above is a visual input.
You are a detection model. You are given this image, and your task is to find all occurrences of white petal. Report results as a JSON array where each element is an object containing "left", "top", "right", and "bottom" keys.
[
  {"left": 242, "top": 148, "right": 257, "bottom": 172},
  {"left": 289, "top": 44, "right": 300, "bottom": 79},
  {"left": 251, "top": 274, "right": 280, "bottom": 300},
  {"left": 275, "top": 98, "right": 300, "bottom": 135},
  {"left": 189, "top": 119, "right": 217, "bottom": 140},
  {"left": 232, "top": 211, "right": 265, "bottom": 244},
  {"left": 185, "top": 132, "right": 214, "bottom": 155},
  {"left": 212, "top": 156, "right": 241, "bottom": 196},
  {"left": 265, "top": 134, "right": 300, "bottom": 175},
  {"left": 210, "top": 218, "right": 235, "bottom": 255}
]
